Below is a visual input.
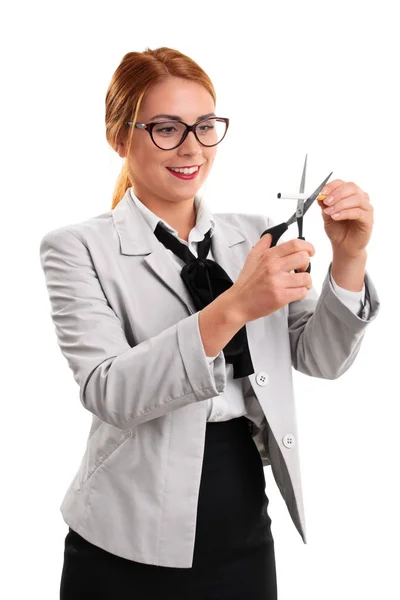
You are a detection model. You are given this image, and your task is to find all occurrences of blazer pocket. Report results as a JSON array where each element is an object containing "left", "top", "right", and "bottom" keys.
[{"left": 78, "top": 423, "right": 132, "bottom": 490}]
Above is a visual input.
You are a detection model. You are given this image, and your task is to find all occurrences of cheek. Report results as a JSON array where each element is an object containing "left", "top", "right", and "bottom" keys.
[
  {"left": 205, "top": 149, "right": 217, "bottom": 168},
  {"left": 130, "top": 146, "right": 164, "bottom": 176}
]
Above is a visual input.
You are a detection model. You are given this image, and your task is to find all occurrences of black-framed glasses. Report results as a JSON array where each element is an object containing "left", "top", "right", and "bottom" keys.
[{"left": 126, "top": 116, "right": 229, "bottom": 150}]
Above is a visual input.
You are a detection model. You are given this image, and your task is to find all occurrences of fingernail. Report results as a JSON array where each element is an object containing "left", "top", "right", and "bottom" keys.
[
  {"left": 321, "top": 187, "right": 330, "bottom": 194},
  {"left": 324, "top": 195, "right": 334, "bottom": 205}
]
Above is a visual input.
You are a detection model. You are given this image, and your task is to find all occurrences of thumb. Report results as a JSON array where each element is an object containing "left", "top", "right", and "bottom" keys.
[{"left": 252, "top": 232, "right": 272, "bottom": 250}]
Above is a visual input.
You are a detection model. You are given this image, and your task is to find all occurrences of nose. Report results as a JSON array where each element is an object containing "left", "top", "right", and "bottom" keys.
[{"left": 177, "top": 130, "right": 203, "bottom": 156}]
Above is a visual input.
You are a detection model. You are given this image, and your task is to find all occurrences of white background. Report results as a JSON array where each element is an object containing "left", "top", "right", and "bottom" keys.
[{"left": 1, "top": 0, "right": 398, "bottom": 598}]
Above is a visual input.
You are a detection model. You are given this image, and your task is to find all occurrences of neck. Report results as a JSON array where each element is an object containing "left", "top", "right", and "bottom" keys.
[{"left": 134, "top": 190, "right": 198, "bottom": 240}]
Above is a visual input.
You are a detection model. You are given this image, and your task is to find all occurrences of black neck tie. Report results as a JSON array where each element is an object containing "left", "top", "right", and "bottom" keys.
[{"left": 154, "top": 223, "right": 254, "bottom": 379}]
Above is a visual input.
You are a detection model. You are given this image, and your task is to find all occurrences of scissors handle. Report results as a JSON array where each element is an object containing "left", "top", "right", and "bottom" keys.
[
  {"left": 260, "top": 222, "right": 288, "bottom": 247},
  {"left": 260, "top": 226, "right": 311, "bottom": 273},
  {"left": 297, "top": 236, "right": 311, "bottom": 274}
]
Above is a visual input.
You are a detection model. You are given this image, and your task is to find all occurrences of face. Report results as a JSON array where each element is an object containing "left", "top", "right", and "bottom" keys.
[{"left": 117, "top": 76, "right": 218, "bottom": 209}]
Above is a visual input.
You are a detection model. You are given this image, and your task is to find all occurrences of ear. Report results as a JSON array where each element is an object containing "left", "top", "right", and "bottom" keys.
[{"left": 115, "top": 138, "right": 127, "bottom": 159}]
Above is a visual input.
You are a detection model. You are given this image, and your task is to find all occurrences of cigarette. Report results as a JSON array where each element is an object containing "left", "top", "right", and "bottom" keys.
[
  {"left": 317, "top": 193, "right": 327, "bottom": 201},
  {"left": 277, "top": 192, "right": 308, "bottom": 200}
]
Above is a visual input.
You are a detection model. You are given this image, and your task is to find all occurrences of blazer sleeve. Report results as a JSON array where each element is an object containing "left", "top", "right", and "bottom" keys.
[
  {"left": 287, "top": 259, "right": 380, "bottom": 380},
  {"left": 39, "top": 228, "right": 227, "bottom": 430}
]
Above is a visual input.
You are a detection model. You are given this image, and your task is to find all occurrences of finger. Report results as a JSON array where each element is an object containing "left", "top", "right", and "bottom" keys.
[
  {"left": 322, "top": 181, "right": 365, "bottom": 206},
  {"left": 273, "top": 238, "right": 315, "bottom": 259},
  {"left": 326, "top": 207, "right": 371, "bottom": 222},
  {"left": 322, "top": 193, "right": 371, "bottom": 216},
  {"left": 280, "top": 250, "right": 312, "bottom": 273},
  {"left": 283, "top": 287, "right": 310, "bottom": 304},
  {"left": 320, "top": 179, "right": 346, "bottom": 196},
  {"left": 293, "top": 263, "right": 309, "bottom": 273},
  {"left": 285, "top": 271, "right": 312, "bottom": 289}
]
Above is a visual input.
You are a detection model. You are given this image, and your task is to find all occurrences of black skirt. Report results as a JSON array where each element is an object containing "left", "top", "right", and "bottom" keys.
[{"left": 60, "top": 416, "right": 277, "bottom": 600}]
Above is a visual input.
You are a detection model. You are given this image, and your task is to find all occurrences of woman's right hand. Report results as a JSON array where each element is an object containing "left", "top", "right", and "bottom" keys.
[{"left": 227, "top": 233, "right": 315, "bottom": 324}]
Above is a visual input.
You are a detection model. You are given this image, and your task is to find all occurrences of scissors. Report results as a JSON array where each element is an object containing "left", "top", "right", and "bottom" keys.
[{"left": 260, "top": 154, "right": 333, "bottom": 273}]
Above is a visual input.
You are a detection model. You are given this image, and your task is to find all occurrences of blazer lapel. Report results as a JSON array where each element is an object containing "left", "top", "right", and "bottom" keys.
[{"left": 112, "top": 190, "right": 247, "bottom": 316}]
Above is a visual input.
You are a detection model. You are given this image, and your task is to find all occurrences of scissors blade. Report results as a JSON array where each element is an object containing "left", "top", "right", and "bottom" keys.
[
  {"left": 299, "top": 154, "right": 307, "bottom": 194},
  {"left": 296, "top": 153, "right": 308, "bottom": 219},
  {"left": 286, "top": 171, "right": 333, "bottom": 226}
]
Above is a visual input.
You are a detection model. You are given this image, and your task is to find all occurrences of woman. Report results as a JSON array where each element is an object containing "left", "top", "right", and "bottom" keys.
[{"left": 39, "top": 47, "right": 379, "bottom": 599}]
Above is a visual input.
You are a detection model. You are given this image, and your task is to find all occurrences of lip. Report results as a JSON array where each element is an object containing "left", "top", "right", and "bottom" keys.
[
  {"left": 166, "top": 164, "right": 202, "bottom": 180},
  {"left": 167, "top": 164, "right": 202, "bottom": 168}
]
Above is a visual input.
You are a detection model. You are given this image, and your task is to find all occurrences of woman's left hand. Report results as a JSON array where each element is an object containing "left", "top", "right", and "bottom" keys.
[{"left": 318, "top": 179, "right": 374, "bottom": 257}]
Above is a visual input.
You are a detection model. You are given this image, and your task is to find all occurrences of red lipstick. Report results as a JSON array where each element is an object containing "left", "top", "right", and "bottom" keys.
[{"left": 166, "top": 165, "right": 202, "bottom": 180}]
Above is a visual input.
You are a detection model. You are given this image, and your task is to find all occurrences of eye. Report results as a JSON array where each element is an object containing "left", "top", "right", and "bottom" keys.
[
  {"left": 154, "top": 125, "right": 178, "bottom": 134},
  {"left": 196, "top": 119, "right": 216, "bottom": 135}
]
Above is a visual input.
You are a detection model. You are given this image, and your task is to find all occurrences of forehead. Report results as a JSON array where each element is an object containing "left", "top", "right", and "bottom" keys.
[{"left": 139, "top": 76, "right": 215, "bottom": 121}]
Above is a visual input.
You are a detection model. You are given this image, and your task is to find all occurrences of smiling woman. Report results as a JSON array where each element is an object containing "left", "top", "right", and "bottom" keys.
[{"left": 39, "top": 44, "right": 380, "bottom": 600}]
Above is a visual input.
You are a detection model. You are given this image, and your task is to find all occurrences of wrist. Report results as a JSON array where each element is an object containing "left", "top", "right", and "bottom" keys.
[
  {"left": 221, "top": 287, "right": 248, "bottom": 328},
  {"left": 331, "top": 249, "right": 367, "bottom": 292},
  {"left": 331, "top": 247, "right": 367, "bottom": 262}
]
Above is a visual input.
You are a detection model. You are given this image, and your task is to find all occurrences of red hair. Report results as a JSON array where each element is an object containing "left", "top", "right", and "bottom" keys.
[{"left": 105, "top": 47, "right": 217, "bottom": 209}]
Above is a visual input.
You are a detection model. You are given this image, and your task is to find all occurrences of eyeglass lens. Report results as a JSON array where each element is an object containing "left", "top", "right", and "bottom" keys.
[{"left": 152, "top": 118, "right": 227, "bottom": 149}]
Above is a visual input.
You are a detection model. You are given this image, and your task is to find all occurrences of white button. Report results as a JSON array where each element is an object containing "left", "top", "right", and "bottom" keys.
[
  {"left": 282, "top": 434, "right": 295, "bottom": 448},
  {"left": 255, "top": 372, "right": 269, "bottom": 386}
]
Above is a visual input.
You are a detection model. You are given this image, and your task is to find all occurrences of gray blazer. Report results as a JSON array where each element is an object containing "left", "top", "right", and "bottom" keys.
[{"left": 39, "top": 189, "right": 380, "bottom": 568}]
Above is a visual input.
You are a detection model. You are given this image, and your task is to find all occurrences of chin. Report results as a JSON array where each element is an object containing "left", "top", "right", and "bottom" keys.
[{"left": 166, "top": 180, "right": 203, "bottom": 197}]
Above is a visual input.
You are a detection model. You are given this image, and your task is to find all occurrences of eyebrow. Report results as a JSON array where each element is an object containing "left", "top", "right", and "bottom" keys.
[{"left": 148, "top": 112, "right": 216, "bottom": 121}]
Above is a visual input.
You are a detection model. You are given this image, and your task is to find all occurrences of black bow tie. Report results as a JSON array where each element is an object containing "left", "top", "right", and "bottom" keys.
[{"left": 153, "top": 223, "right": 254, "bottom": 379}]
